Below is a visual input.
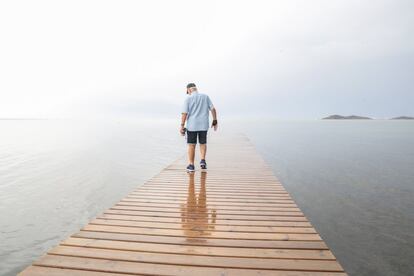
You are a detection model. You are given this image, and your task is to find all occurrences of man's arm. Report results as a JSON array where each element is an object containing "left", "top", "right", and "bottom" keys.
[
  {"left": 211, "top": 108, "right": 217, "bottom": 120},
  {"left": 180, "top": 97, "right": 189, "bottom": 135},
  {"left": 210, "top": 108, "right": 218, "bottom": 131},
  {"left": 180, "top": 113, "right": 187, "bottom": 135},
  {"left": 207, "top": 96, "right": 217, "bottom": 131}
]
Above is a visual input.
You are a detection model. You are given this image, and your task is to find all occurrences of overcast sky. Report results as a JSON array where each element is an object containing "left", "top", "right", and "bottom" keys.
[{"left": 0, "top": 0, "right": 413, "bottom": 119}]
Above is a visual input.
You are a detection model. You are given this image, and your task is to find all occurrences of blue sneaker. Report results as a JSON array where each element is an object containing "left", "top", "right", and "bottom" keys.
[
  {"left": 200, "top": 159, "right": 207, "bottom": 170},
  {"left": 186, "top": 164, "right": 195, "bottom": 172}
]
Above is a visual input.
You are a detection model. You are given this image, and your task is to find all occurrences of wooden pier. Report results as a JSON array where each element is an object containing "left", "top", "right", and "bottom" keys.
[{"left": 19, "top": 135, "right": 345, "bottom": 275}]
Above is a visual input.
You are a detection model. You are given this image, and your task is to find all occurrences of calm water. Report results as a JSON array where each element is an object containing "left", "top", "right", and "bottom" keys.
[{"left": 1, "top": 119, "right": 413, "bottom": 276}]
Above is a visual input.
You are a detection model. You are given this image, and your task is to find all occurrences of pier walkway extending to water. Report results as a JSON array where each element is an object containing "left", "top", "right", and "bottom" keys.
[{"left": 19, "top": 135, "right": 345, "bottom": 275}]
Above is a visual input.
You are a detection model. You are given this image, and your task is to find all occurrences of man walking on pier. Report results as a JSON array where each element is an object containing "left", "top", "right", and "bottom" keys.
[{"left": 180, "top": 83, "right": 218, "bottom": 172}]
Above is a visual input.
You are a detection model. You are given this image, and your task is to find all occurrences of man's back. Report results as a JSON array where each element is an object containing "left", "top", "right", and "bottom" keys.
[{"left": 183, "top": 92, "right": 214, "bottom": 132}]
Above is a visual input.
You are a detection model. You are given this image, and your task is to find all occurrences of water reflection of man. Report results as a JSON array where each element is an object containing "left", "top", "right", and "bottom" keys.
[{"left": 180, "top": 172, "right": 216, "bottom": 238}]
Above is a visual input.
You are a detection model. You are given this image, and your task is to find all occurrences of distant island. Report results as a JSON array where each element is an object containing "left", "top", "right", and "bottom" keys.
[
  {"left": 322, "top": 115, "right": 414, "bottom": 120},
  {"left": 322, "top": 115, "right": 372, "bottom": 120},
  {"left": 391, "top": 116, "right": 414, "bottom": 120}
]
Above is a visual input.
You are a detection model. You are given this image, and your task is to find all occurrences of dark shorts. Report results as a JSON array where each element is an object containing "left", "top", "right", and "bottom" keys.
[{"left": 187, "top": 131, "right": 207, "bottom": 144}]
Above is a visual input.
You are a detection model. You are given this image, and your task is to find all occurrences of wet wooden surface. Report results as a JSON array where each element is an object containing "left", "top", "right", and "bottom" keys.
[{"left": 19, "top": 135, "right": 346, "bottom": 275}]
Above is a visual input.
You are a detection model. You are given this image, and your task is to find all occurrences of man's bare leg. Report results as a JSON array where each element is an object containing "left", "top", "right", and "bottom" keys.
[
  {"left": 188, "top": 144, "right": 196, "bottom": 165},
  {"left": 200, "top": 144, "right": 207, "bottom": 160}
]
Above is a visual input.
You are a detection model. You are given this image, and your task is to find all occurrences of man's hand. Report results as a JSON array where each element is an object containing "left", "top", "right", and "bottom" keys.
[
  {"left": 211, "top": 119, "right": 218, "bottom": 131},
  {"left": 180, "top": 126, "right": 186, "bottom": 136}
]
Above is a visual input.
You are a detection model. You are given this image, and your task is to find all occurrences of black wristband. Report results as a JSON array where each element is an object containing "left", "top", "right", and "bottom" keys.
[{"left": 212, "top": 119, "right": 218, "bottom": 126}]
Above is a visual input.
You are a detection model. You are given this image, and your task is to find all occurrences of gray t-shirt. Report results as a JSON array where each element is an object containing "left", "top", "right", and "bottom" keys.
[{"left": 182, "top": 92, "right": 214, "bottom": 131}]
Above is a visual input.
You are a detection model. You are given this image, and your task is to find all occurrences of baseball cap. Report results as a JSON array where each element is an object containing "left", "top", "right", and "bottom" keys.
[{"left": 186, "top": 83, "right": 196, "bottom": 94}]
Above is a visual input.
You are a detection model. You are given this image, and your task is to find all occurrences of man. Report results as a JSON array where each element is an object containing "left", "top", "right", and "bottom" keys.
[{"left": 180, "top": 83, "right": 218, "bottom": 172}]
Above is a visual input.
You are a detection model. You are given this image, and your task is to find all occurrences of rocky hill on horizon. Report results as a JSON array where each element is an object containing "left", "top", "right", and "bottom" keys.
[{"left": 322, "top": 115, "right": 372, "bottom": 120}]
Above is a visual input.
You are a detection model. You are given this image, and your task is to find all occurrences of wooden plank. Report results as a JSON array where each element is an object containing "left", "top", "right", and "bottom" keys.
[
  {"left": 125, "top": 195, "right": 296, "bottom": 204},
  {"left": 19, "top": 266, "right": 138, "bottom": 276},
  {"left": 90, "top": 218, "right": 316, "bottom": 233},
  {"left": 104, "top": 209, "right": 308, "bottom": 221},
  {"left": 61, "top": 238, "right": 334, "bottom": 259},
  {"left": 48, "top": 245, "right": 343, "bottom": 271},
  {"left": 129, "top": 191, "right": 292, "bottom": 198},
  {"left": 19, "top": 135, "right": 345, "bottom": 275},
  {"left": 143, "top": 182, "right": 287, "bottom": 188},
  {"left": 121, "top": 198, "right": 297, "bottom": 207},
  {"left": 90, "top": 218, "right": 317, "bottom": 233},
  {"left": 81, "top": 224, "right": 322, "bottom": 241},
  {"left": 135, "top": 188, "right": 290, "bottom": 194},
  {"left": 110, "top": 205, "right": 304, "bottom": 216},
  {"left": 73, "top": 232, "right": 329, "bottom": 250},
  {"left": 98, "top": 214, "right": 313, "bottom": 227},
  {"left": 33, "top": 255, "right": 346, "bottom": 276},
  {"left": 116, "top": 201, "right": 301, "bottom": 211}
]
